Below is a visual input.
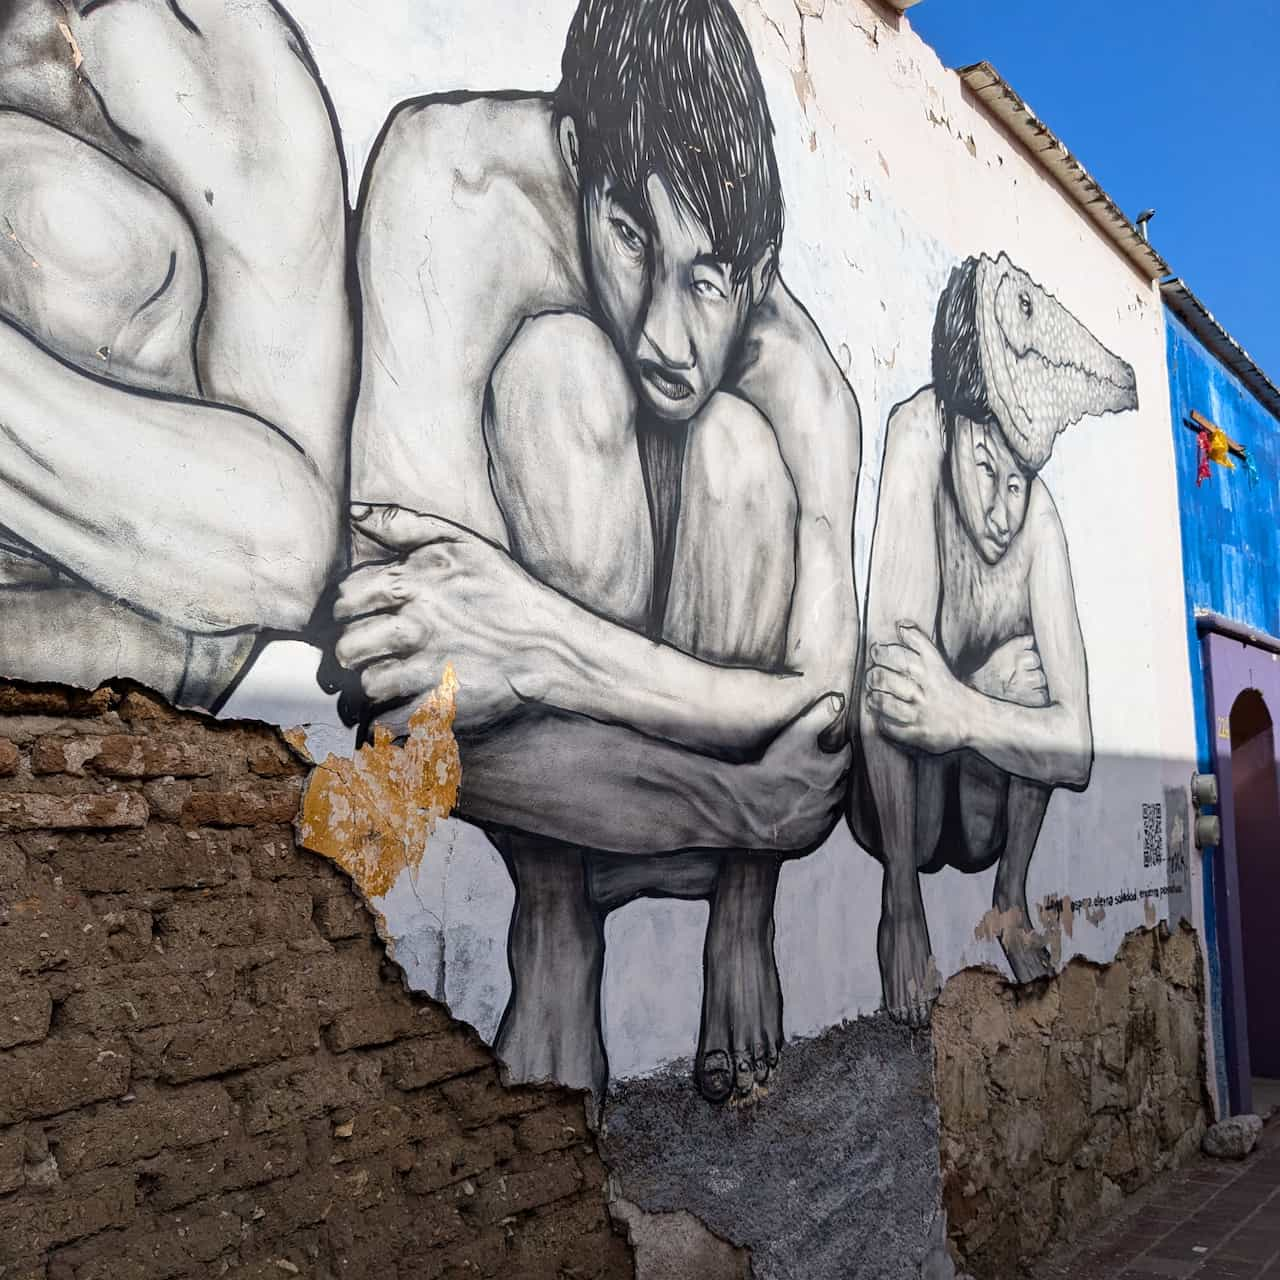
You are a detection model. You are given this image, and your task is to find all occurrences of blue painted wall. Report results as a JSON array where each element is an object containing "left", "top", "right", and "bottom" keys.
[{"left": 1166, "top": 311, "right": 1280, "bottom": 1112}]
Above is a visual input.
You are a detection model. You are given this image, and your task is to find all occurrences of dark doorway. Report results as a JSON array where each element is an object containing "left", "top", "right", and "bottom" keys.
[{"left": 1229, "top": 688, "right": 1280, "bottom": 1082}]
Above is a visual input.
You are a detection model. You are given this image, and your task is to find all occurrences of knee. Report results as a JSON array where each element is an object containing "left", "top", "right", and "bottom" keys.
[
  {"left": 686, "top": 394, "right": 797, "bottom": 531},
  {"left": 488, "top": 311, "right": 634, "bottom": 460}
]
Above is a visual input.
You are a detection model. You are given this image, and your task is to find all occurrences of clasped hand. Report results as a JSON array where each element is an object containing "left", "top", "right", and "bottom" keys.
[{"left": 332, "top": 504, "right": 546, "bottom": 732}]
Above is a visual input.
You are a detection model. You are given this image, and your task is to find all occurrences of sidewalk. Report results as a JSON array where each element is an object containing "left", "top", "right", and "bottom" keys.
[{"left": 1032, "top": 1119, "right": 1280, "bottom": 1279}]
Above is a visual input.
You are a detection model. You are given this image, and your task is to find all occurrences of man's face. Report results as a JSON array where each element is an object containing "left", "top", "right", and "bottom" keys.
[
  {"left": 948, "top": 414, "right": 1032, "bottom": 564},
  {"left": 583, "top": 171, "right": 753, "bottom": 422}
]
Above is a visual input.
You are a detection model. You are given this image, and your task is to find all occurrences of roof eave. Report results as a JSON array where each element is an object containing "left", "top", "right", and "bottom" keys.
[{"left": 957, "top": 61, "right": 1171, "bottom": 283}]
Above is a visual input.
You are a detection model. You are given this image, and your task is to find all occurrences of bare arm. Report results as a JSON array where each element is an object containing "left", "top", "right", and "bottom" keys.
[
  {"left": 955, "top": 494, "right": 1092, "bottom": 787},
  {"left": 0, "top": 320, "right": 336, "bottom": 632},
  {"left": 456, "top": 699, "right": 848, "bottom": 855},
  {"left": 0, "top": 0, "right": 350, "bottom": 630}
]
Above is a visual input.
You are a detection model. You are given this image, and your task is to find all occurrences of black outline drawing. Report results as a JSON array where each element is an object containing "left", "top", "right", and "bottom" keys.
[
  {"left": 848, "top": 252, "right": 1140, "bottom": 1024},
  {"left": 333, "top": 0, "right": 863, "bottom": 1103},
  {"left": 0, "top": 0, "right": 356, "bottom": 708}
]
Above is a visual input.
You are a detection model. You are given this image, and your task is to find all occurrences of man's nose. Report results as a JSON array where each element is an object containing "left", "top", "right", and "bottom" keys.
[
  {"left": 640, "top": 287, "right": 696, "bottom": 370},
  {"left": 988, "top": 493, "right": 1010, "bottom": 538}
]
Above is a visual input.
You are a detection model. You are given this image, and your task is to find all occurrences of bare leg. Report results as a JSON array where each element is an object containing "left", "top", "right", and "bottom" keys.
[
  {"left": 992, "top": 776, "right": 1053, "bottom": 981},
  {"left": 854, "top": 680, "right": 949, "bottom": 1027},
  {"left": 662, "top": 393, "right": 798, "bottom": 1103},
  {"left": 484, "top": 312, "right": 651, "bottom": 1097},
  {"left": 492, "top": 834, "right": 606, "bottom": 1094}
]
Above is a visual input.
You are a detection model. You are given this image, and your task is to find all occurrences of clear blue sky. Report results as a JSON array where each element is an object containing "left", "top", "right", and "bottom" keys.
[{"left": 909, "top": 1, "right": 1280, "bottom": 379}]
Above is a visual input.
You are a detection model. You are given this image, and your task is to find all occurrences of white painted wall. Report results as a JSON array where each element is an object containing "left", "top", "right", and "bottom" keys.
[{"left": 220, "top": 0, "right": 1203, "bottom": 1081}]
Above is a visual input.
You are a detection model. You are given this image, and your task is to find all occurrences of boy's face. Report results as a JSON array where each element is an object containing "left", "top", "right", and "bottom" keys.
[
  {"left": 947, "top": 413, "right": 1032, "bottom": 565},
  {"left": 583, "top": 172, "right": 755, "bottom": 422}
]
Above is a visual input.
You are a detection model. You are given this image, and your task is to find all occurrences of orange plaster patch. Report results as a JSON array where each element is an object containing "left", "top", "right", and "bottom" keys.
[{"left": 296, "top": 666, "right": 461, "bottom": 900}]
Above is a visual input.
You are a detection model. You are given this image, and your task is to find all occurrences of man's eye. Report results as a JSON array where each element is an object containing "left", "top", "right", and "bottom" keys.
[
  {"left": 610, "top": 218, "right": 644, "bottom": 252},
  {"left": 692, "top": 278, "right": 726, "bottom": 300}
]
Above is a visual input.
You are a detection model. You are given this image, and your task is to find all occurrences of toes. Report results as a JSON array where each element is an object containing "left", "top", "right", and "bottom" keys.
[
  {"left": 696, "top": 1050, "right": 734, "bottom": 1104},
  {"left": 733, "top": 1052, "right": 755, "bottom": 1099}
]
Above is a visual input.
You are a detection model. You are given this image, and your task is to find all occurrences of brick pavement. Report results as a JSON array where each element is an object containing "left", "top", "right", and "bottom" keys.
[{"left": 1033, "top": 1119, "right": 1280, "bottom": 1280}]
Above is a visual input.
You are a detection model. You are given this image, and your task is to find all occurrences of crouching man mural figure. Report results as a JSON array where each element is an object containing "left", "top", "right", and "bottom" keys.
[
  {"left": 849, "top": 253, "right": 1139, "bottom": 1024},
  {"left": 332, "top": 0, "right": 860, "bottom": 1102}
]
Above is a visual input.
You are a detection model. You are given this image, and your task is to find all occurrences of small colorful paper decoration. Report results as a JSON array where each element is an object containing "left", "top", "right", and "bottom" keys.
[{"left": 1189, "top": 409, "right": 1256, "bottom": 489}]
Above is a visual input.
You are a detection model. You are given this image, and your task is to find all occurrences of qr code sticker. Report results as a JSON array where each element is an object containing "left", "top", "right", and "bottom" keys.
[{"left": 1143, "top": 802, "right": 1164, "bottom": 869}]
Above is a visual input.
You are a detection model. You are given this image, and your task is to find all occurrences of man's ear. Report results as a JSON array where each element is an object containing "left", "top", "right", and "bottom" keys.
[
  {"left": 558, "top": 115, "right": 580, "bottom": 185},
  {"left": 749, "top": 245, "right": 778, "bottom": 307}
]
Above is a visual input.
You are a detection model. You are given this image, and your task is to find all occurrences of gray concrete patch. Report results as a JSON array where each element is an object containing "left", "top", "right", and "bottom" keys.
[{"left": 601, "top": 1015, "right": 942, "bottom": 1280}]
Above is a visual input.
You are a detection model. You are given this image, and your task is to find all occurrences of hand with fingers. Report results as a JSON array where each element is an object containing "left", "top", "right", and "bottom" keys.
[
  {"left": 864, "top": 623, "right": 969, "bottom": 757},
  {"left": 738, "top": 694, "right": 853, "bottom": 851},
  {"left": 968, "top": 634, "right": 1049, "bottom": 708},
  {"left": 332, "top": 503, "right": 551, "bottom": 734}
]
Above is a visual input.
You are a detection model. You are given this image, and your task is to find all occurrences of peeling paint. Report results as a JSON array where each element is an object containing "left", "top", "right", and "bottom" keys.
[
  {"left": 56, "top": 20, "right": 85, "bottom": 72},
  {"left": 296, "top": 666, "right": 461, "bottom": 900}
]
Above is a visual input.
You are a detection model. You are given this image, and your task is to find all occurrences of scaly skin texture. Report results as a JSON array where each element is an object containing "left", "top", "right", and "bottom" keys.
[{"left": 974, "top": 252, "right": 1139, "bottom": 471}]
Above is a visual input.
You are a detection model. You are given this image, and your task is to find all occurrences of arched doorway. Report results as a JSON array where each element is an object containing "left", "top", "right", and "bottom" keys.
[{"left": 1229, "top": 688, "right": 1280, "bottom": 1101}]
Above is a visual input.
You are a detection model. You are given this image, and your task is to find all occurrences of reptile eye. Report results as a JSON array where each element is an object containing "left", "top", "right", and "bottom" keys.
[{"left": 1018, "top": 291, "right": 1033, "bottom": 319}]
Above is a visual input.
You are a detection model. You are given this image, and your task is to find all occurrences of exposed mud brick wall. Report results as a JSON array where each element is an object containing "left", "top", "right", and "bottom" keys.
[
  {"left": 0, "top": 682, "right": 632, "bottom": 1280},
  {"left": 935, "top": 924, "right": 1208, "bottom": 1279}
]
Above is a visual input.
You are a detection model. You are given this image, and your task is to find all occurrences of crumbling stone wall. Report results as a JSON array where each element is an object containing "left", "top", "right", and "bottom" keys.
[
  {"left": 0, "top": 682, "right": 632, "bottom": 1280},
  {"left": 935, "top": 924, "right": 1208, "bottom": 1278}
]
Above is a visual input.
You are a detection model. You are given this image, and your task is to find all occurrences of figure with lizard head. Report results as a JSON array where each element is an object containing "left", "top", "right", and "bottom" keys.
[{"left": 849, "top": 252, "right": 1140, "bottom": 1024}]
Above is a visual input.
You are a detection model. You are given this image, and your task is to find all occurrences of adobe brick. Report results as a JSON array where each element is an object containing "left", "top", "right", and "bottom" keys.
[
  {"left": 58, "top": 964, "right": 234, "bottom": 1034},
  {"left": 0, "top": 686, "right": 112, "bottom": 718},
  {"left": 56, "top": 1205, "right": 242, "bottom": 1280},
  {"left": 0, "top": 1036, "right": 130, "bottom": 1125},
  {"left": 0, "top": 792, "right": 147, "bottom": 832},
  {"left": 92, "top": 735, "right": 215, "bottom": 780},
  {"left": 313, "top": 891, "right": 368, "bottom": 941},
  {"left": 181, "top": 785, "right": 300, "bottom": 827},
  {"left": 231, "top": 1056, "right": 384, "bottom": 1135},
  {"left": 327, "top": 1100, "right": 415, "bottom": 1165},
  {"left": 385, "top": 1031, "right": 493, "bottom": 1091},
  {"left": 0, "top": 738, "right": 20, "bottom": 776},
  {"left": 438, "top": 1072, "right": 547, "bottom": 1129},
  {"left": 324, "top": 996, "right": 432, "bottom": 1053},
  {"left": 472, "top": 1150, "right": 583, "bottom": 1223},
  {"left": 247, "top": 947, "right": 381, "bottom": 1019},
  {"left": 137, "top": 1126, "right": 306, "bottom": 1212},
  {"left": 404, "top": 1120, "right": 516, "bottom": 1197},
  {"left": 0, "top": 986, "right": 53, "bottom": 1049},
  {"left": 129, "top": 1011, "right": 318, "bottom": 1085},
  {"left": 51, "top": 827, "right": 236, "bottom": 895},
  {"left": 140, "top": 779, "right": 190, "bottom": 823},
  {"left": 0, "top": 1122, "right": 25, "bottom": 1194},
  {"left": 0, "top": 1168, "right": 134, "bottom": 1254},
  {"left": 514, "top": 1105, "right": 584, "bottom": 1156},
  {"left": 31, "top": 737, "right": 105, "bottom": 777},
  {"left": 156, "top": 887, "right": 311, "bottom": 954},
  {"left": 51, "top": 1082, "right": 235, "bottom": 1175},
  {"left": 247, "top": 742, "right": 299, "bottom": 778}
]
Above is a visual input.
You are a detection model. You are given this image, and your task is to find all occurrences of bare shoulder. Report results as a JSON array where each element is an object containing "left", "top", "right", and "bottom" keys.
[
  {"left": 360, "top": 93, "right": 570, "bottom": 237},
  {"left": 884, "top": 386, "right": 945, "bottom": 469},
  {"left": 1025, "top": 477, "right": 1068, "bottom": 552},
  {"left": 737, "top": 278, "right": 861, "bottom": 432}
]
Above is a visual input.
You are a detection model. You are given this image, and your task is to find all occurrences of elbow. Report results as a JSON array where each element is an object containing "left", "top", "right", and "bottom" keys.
[{"left": 1057, "top": 739, "right": 1093, "bottom": 792}]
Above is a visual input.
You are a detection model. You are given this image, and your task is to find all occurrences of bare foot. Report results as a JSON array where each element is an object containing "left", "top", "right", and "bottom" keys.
[
  {"left": 878, "top": 869, "right": 939, "bottom": 1027},
  {"left": 995, "top": 896, "right": 1054, "bottom": 983},
  {"left": 695, "top": 857, "right": 783, "bottom": 1105},
  {"left": 494, "top": 836, "right": 607, "bottom": 1097}
]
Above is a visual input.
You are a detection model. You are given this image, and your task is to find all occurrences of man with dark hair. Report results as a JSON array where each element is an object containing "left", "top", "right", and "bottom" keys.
[
  {"left": 334, "top": 0, "right": 860, "bottom": 1102},
  {"left": 850, "top": 252, "right": 1139, "bottom": 1024}
]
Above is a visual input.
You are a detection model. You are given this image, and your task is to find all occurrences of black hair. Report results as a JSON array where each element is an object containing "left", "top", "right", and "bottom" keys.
[
  {"left": 932, "top": 256, "right": 994, "bottom": 432},
  {"left": 555, "top": 0, "right": 783, "bottom": 285}
]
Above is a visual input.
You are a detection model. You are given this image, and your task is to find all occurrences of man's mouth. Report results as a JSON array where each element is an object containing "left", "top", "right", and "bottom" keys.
[{"left": 639, "top": 361, "right": 694, "bottom": 403}]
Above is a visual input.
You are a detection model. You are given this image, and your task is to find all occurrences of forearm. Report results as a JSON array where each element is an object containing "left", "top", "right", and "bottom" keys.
[
  {"left": 533, "top": 586, "right": 811, "bottom": 757},
  {"left": 958, "top": 685, "right": 1092, "bottom": 788},
  {"left": 456, "top": 708, "right": 751, "bottom": 853},
  {"left": 0, "top": 320, "right": 339, "bottom": 633}
]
